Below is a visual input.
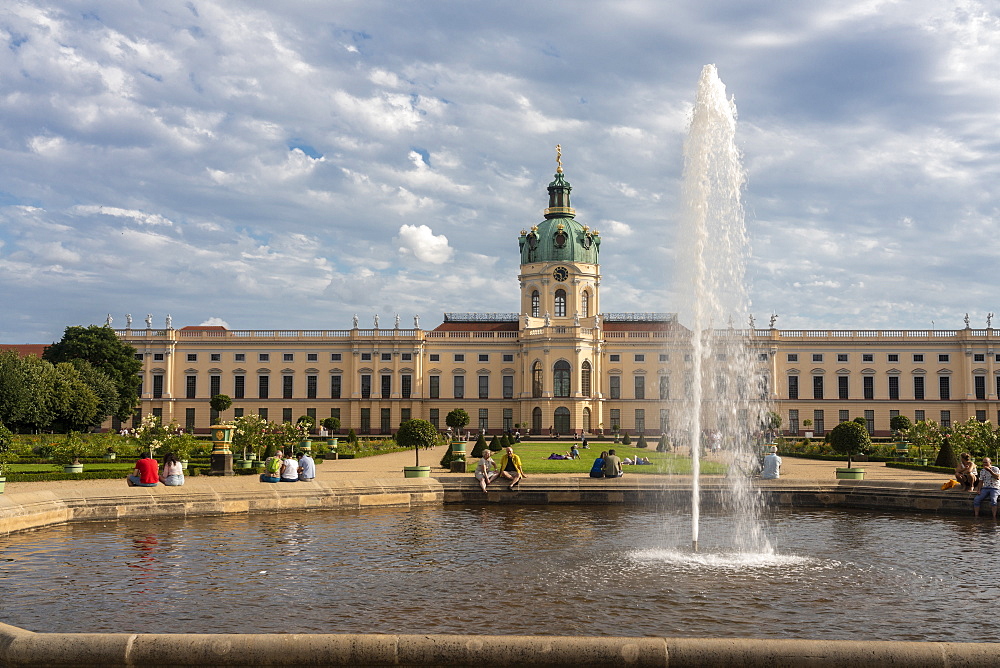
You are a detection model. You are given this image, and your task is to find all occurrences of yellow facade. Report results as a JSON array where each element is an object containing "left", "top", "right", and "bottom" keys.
[{"left": 108, "top": 164, "right": 1000, "bottom": 438}]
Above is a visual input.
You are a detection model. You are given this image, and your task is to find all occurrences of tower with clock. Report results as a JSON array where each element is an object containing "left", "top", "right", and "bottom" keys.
[{"left": 515, "top": 148, "right": 604, "bottom": 434}]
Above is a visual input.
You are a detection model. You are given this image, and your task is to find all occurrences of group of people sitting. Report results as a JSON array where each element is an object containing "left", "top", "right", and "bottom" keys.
[
  {"left": 260, "top": 450, "right": 316, "bottom": 483},
  {"left": 126, "top": 452, "right": 185, "bottom": 487},
  {"left": 954, "top": 452, "right": 1000, "bottom": 519},
  {"left": 546, "top": 444, "right": 582, "bottom": 460},
  {"left": 475, "top": 446, "right": 527, "bottom": 492}
]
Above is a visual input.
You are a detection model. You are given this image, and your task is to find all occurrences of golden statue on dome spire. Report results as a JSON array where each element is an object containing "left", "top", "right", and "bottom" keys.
[{"left": 555, "top": 144, "right": 563, "bottom": 174}]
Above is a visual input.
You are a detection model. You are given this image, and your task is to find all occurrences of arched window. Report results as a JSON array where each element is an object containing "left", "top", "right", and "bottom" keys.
[
  {"left": 554, "top": 289, "right": 566, "bottom": 317},
  {"left": 532, "top": 361, "right": 543, "bottom": 398},
  {"left": 553, "top": 360, "right": 571, "bottom": 398},
  {"left": 532, "top": 406, "right": 543, "bottom": 434},
  {"left": 531, "top": 290, "right": 540, "bottom": 318},
  {"left": 581, "top": 360, "right": 592, "bottom": 397},
  {"left": 554, "top": 407, "right": 570, "bottom": 435},
  {"left": 581, "top": 291, "right": 590, "bottom": 318}
]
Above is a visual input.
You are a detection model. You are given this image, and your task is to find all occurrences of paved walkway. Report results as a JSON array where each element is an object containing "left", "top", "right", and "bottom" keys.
[{"left": 5, "top": 445, "right": 955, "bottom": 496}]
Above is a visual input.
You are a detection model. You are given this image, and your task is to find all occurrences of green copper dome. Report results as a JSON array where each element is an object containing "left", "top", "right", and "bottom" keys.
[{"left": 518, "top": 165, "right": 601, "bottom": 265}]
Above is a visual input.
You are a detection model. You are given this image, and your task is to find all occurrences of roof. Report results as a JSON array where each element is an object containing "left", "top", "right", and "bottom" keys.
[
  {"left": 0, "top": 344, "right": 47, "bottom": 357},
  {"left": 180, "top": 326, "right": 228, "bottom": 331}
]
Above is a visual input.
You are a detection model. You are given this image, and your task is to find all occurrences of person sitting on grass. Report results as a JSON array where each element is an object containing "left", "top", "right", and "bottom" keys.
[
  {"left": 127, "top": 452, "right": 159, "bottom": 487},
  {"left": 570, "top": 444, "right": 580, "bottom": 459},
  {"left": 496, "top": 446, "right": 527, "bottom": 489}
]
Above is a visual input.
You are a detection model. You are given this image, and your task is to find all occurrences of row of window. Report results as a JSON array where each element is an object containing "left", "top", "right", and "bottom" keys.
[
  {"left": 784, "top": 408, "right": 995, "bottom": 435},
  {"left": 788, "top": 374, "right": 1000, "bottom": 401},
  {"left": 788, "top": 352, "right": 1000, "bottom": 363},
  {"left": 529, "top": 289, "right": 591, "bottom": 318}
]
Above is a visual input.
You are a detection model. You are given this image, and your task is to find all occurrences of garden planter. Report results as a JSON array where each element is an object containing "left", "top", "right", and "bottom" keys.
[
  {"left": 63, "top": 463, "right": 84, "bottom": 474},
  {"left": 236, "top": 459, "right": 253, "bottom": 470},
  {"left": 299, "top": 439, "right": 312, "bottom": 452},
  {"left": 0, "top": 476, "right": 5, "bottom": 493},
  {"left": 103, "top": 453, "right": 116, "bottom": 461},
  {"left": 180, "top": 459, "right": 189, "bottom": 470},
  {"left": 835, "top": 467, "right": 865, "bottom": 480},
  {"left": 403, "top": 466, "right": 431, "bottom": 478}
]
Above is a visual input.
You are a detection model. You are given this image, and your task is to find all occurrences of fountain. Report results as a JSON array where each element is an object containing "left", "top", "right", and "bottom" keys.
[{"left": 673, "top": 64, "right": 771, "bottom": 554}]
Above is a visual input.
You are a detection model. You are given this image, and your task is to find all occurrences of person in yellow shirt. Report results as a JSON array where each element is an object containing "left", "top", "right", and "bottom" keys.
[{"left": 496, "top": 446, "right": 527, "bottom": 489}]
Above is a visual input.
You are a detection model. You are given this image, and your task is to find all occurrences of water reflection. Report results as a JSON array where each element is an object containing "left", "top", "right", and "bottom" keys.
[{"left": 0, "top": 506, "right": 996, "bottom": 640}]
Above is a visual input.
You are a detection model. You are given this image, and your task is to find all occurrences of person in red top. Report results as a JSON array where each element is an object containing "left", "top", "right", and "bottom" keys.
[{"left": 127, "top": 452, "right": 159, "bottom": 487}]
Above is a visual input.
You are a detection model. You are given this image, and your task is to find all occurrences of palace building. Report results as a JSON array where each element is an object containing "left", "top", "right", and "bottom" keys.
[{"left": 101, "top": 161, "right": 1000, "bottom": 438}]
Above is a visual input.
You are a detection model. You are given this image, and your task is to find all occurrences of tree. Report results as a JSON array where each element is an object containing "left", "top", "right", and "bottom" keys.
[
  {"left": 935, "top": 435, "right": 958, "bottom": 469},
  {"left": 210, "top": 394, "right": 233, "bottom": 421},
  {"left": 445, "top": 409, "right": 470, "bottom": 436},
  {"left": 396, "top": 419, "right": 439, "bottom": 467},
  {"left": 43, "top": 325, "right": 142, "bottom": 421},
  {"left": 231, "top": 413, "right": 269, "bottom": 460},
  {"left": 908, "top": 420, "right": 943, "bottom": 462},
  {"left": 321, "top": 417, "right": 341, "bottom": 433},
  {"left": 828, "top": 420, "right": 872, "bottom": 468},
  {"left": 889, "top": 415, "right": 912, "bottom": 436},
  {"left": 0, "top": 351, "right": 55, "bottom": 431},
  {"left": 637, "top": 434, "right": 648, "bottom": 449},
  {"left": 296, "top": 415, "right": 316, "bottom": 433},
  {"left": 50, "top": 362, "right": 101, "bottom": 432}
]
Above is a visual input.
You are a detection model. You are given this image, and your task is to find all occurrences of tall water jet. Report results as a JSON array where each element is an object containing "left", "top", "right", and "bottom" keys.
[{"left": 675, "top": 65, "right": 770, "bottom": 554}]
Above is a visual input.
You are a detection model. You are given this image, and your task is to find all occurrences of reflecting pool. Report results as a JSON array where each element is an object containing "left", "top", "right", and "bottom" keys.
[{"left": 0, "top": 505, "right": 995, "bottom": 641}]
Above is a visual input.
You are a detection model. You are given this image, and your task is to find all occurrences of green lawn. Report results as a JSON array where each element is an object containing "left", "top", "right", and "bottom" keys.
[{"left": 492, "top": 442, "right": 727, "bottom": 475}]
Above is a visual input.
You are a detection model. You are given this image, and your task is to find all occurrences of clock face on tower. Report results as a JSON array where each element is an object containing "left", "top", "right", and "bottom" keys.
[{"left": 553, "top": 266, "right": 569, "bottom": 282}]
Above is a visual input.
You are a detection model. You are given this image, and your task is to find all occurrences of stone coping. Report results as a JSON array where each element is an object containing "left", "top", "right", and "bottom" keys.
[
  {"left": 0, "top": 475, "right": 979, "bottom": 536},
  {"left": 0, "top": 624, "right": 995, "bottom": 667}
]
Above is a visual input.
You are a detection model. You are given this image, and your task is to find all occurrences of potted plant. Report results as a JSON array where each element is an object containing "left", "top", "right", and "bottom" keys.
[
  {"left": 321, "top": 417, "right": 341, "bottom": 458},
  {"left": 210, "top": 393, "right": 233, "bottom": 422},
  {"left": 612, "top": 423, "right": 620, "bottom": 443},
  {"left": 52, "top": 431, "right": 95, "bottom": 473},
  {"left": 445, "top": 408, "right": 471, "bottom": 469},
  {"left": 802, "top": 418, "right": 813, "bottom": 439},
  {"left": 296, "top": 415, "right": 315, "bottom": 452},
  {"left": 829, "top": 420, "right": 871, "bottom": 480},
  {"left": 396, "top": 419, "right": 438, "bottom": 478}
]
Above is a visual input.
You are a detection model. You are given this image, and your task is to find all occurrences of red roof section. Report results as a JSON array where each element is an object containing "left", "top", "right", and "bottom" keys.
[
  {"left": 180, "top": 326, "right": 228, "bottom": 331},
  {"left": 0, "top": 344, "right": 47, "bottom": 357},
  {"left": 433, "top": 321, "right": 519, "bottom": 332}
]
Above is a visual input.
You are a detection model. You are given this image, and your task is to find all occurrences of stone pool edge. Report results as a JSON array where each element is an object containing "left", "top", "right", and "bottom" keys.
[{"left": 0, "top": 476, "right": 979, "bottom": 536}]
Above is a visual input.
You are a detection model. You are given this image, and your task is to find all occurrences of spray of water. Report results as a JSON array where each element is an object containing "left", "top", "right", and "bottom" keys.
[{"left": 675, "top": 65, "right": 771, "bottom": 555}]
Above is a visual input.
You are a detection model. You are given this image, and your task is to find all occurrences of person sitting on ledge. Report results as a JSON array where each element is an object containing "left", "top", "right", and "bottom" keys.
[
  {"left": 602, "top": 449, "right": 623, "bottom": 478},
  {"left": 496, "top": 446, "right": 527, "bottom": 489},
  {"left": 260, "top": 450, "right": 282, "bottom": 483},
  {"left": 297, "top": 451, "right": 316, "bottom": 481},
  {"left": 589, "top": 451, "right": 607, "bottom": 478},
  {"left": 127, "top": 452, "right": 159, "bottom": 487},
  {"left": 158, "top": 452, "right": 185, "bottom": 486},
  {"left": 956, "top": 452, "right": 978, "bottom": 492},
  {"left": 973, "top": 457, "right": 1000, "bottom": 519},
  {"left": 280, "top": 451, "right": 299, "bottom": 482}
]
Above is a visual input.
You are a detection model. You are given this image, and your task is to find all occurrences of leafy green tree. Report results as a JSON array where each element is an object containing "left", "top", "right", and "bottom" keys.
[
  {"left": 296, "top": 414, "right": 316, "bottom": 432},
  {"left": 0, "top": 351, "right": 56, "bottom": 431},
  {"left": 69, "top": 359, "right": 119, "bottom": 427},
  {"left": 321, "top": 417, "right": 341, "bottom": 433},
  {"left": 396, "top": 419, "right": 439, "bottom": 467},
  {"left": 210, "top": 394, "right": 233, "bottom": 421},
  {"left": 231, "top": 413, "right": 269, "bottom": 460},
  {"left": 889, "top": 414, "right": 912, "bottom": 436},
  {"left": 950, "top": 417, "right": 998, "bottom": 459},
  {"left": 907, "top": 420, "right": 942, "bottom": 460},
  {"left": 828, "top": 420, "right": 872, "bottom": 468},
  {"left": 852, "top": 416, "right": 867, "bottom": 427},
  {"left": 43, "top": 325, "right": 142, "bottom": 421},
  {"left": 50, "top": 362, "right": 101, "bottom": 432},
  {"left": 445, "top": 408, "right": 470, "bottom": 436}
]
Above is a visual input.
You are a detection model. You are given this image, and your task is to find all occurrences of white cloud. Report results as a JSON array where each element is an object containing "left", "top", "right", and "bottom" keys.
[
  {"left": 199, "top": 317, "right": 230, "bottom": 328},
  {"left": 395, "top": 224, "right": 454, "bottom": 264}
]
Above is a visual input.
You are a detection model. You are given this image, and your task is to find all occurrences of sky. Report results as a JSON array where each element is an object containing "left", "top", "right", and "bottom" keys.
[{"left": 2, "top": 0, "right": 1000, "bottom": 343}]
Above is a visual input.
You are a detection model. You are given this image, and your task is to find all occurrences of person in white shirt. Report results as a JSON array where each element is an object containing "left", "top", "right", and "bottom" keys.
[
  {"left": 298, "top": 452, "right": 316, "bottom": 481},
  {"left": 973, "top": 457, "right": 1000, "bottom": 519},
  {"left": 280, "top": 453, "right": 299, "bottom": 482},
  {"left": 761, "top": 446, "right": 782, "bottom": 480}
]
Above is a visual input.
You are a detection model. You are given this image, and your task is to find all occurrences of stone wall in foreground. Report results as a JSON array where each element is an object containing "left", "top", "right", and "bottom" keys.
[{"left": 0, "top": 624, "right": 996, "bottom": 667}]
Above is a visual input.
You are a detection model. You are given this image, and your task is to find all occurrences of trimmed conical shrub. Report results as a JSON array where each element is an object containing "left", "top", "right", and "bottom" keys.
[
  {"left": 936, "top": 436, "right": 958, "bottom": 469},
  {"left": 621, "top": 432, "right": 631, "bottom": 445},
  {"left": 637, "top": 434, "right": 648, "bottom": 449}
]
